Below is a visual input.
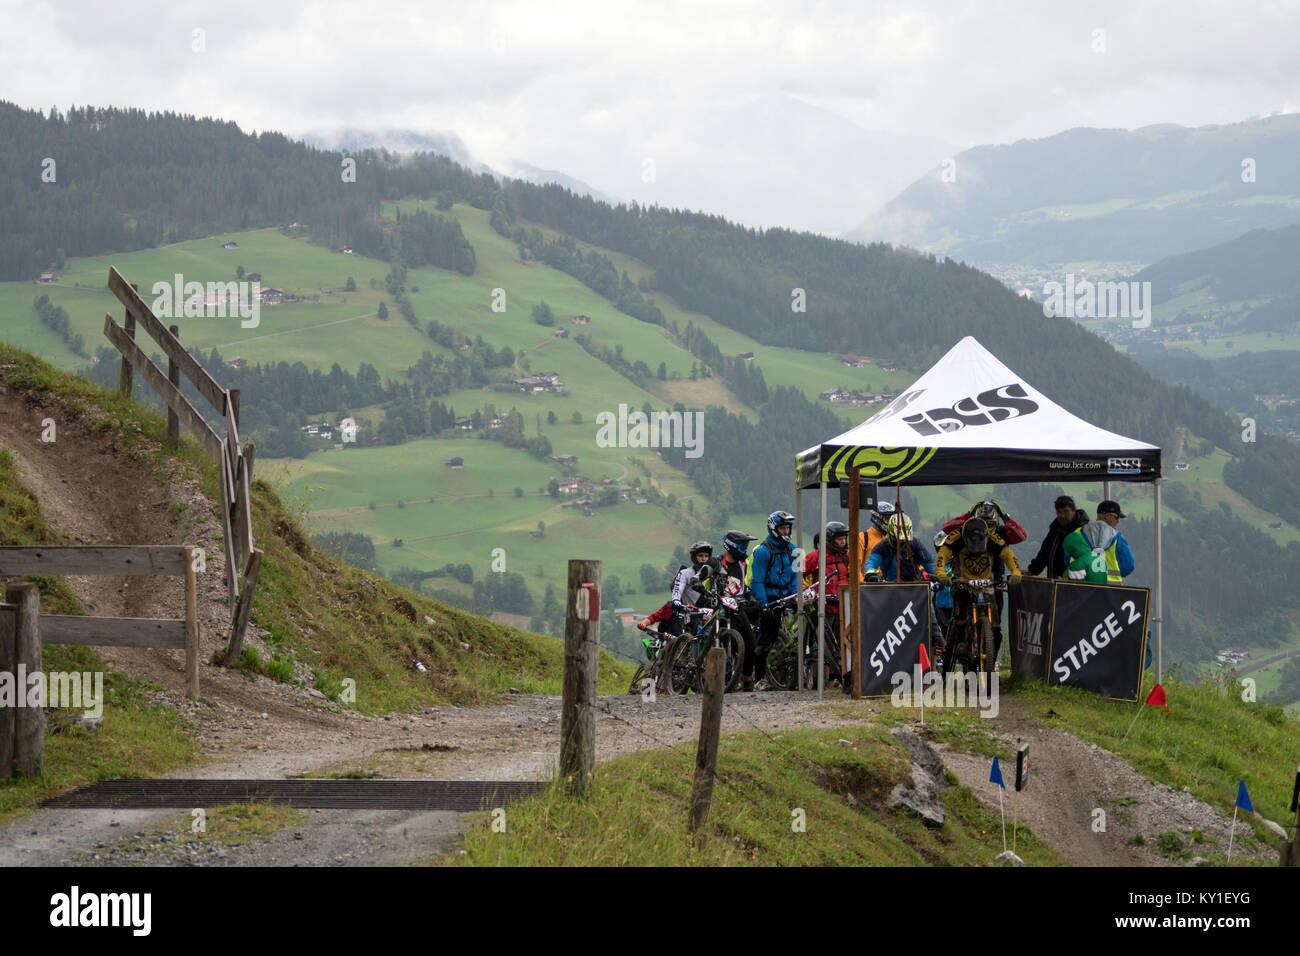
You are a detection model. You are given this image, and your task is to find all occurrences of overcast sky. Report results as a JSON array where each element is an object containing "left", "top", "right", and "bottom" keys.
[{"left": 5, "top": 0, "right": 1300, "bottom": 233}]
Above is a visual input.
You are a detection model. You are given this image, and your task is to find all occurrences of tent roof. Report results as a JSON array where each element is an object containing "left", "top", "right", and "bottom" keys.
[{"left": 797, "top": 336, "right": 1161, "bottom": 487}]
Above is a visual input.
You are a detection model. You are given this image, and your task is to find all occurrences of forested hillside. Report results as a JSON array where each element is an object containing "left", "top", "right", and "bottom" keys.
[{"left": 7, "top": 101, "right": 1300, "bottom": 666}]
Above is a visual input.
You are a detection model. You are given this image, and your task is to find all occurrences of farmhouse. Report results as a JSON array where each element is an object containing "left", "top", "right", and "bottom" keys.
[
  {"left": 37, "top": 271, "right": 55, "bottom": 283},
  {"left": 737, "top": 351, "right": 755, "bottom": 361},
  {"left": 222, "top": 241, "right": 239, "bottom": 250},
  {"left": 340, "top": 246, "right": 354, "bottom": 255},
  {"left": 553, "top": 454, "right": 578, "bottom": 465},
  {"left": 553, "top": 328, "right": 569, "bottom": 338},
  {"left": 613, "top": 608, "right": 637, "bottom": 625},
  {"left": 841, "top": 356, "right": 867, "bottom": 368},
  {"left": 557, "top": 478, "right": 582, "bottom": 495},
  {"left": 244, "top": 272, "right": 262, "bottom": 283},
  {"left": 454, "top": 416, "right": 474, "bottom": 431},
  {"left": 488, "top": 417, "right": 506, "bottom": 430},
  {"left": 227, "top": 356, "right": 246, "bottom": 368},
  {"left": 572, "top": 314, "right": 591, "bottom": 325},
  {"left": 443, "top": 456, "right": 464, "bottom": 468},
  {"left": 1174, "top": 461, "right": 1190, "bottom": 471},
  {"left": 259, "top": 287, "right": 284, "bottom": 305}
]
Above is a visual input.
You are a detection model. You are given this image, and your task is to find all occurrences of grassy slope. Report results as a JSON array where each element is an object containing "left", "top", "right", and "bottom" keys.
[{"left": 442, "top": 723, "right": 1065, "bottom": 866}]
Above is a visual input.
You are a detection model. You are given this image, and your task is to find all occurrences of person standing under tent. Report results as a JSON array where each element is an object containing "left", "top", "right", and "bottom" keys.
[
  {"left": 747, "top": 510, "right": 798, "bottom": 688},
  {"left": 941, "top": 499, "right": 1028, "bottom": 545},
  {"left": 855, "top": 501, "right": 894, "bottom": 581},
  {"left": 931, "top": 529, "right": 954, "bottom": 666},
  {"left": 1027, "top": 495, "right": 1089, "bottom": 579},
  {"left": 1063, "top": 500, "right": 1135, "bottom": 584},
  {"left": 863, "top": 513, "right": 935, "bottom": 583},
  {"left": 801, "top": 520, "right": 851, "bottom": 690}
]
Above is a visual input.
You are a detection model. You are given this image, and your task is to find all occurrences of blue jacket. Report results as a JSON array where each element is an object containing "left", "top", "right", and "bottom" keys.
[
  {"left": 1114, "top": 531, "right": 1135, "bottom": 578},
  {"left": 865, "top": 539, "right": 936, "bottom": 583},
  {"left": 748, "top": 533, "right": 796, "bottom": 606}
]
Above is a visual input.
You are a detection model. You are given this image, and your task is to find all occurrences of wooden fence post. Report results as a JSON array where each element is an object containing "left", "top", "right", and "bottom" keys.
[
  {"left": 0, "top": 603, "right": 15, "bottom": 779},
  {"left": 185, "top": 545, "right": 199, "bottom": 700},
  {"left": 7, "top": 583, "right": 44, "bottom": 775},
  {"left": 689, "top": 647, "right": 726, "bottom": 831},
  {"left": 559, "top": 559, "right": 600, "bottom": 798},
  {"left": 117, "top": 285, "right": 137, "bottom": 397},
  {"left": 167, "top": 324, "right": 181, "bottom": 449}
]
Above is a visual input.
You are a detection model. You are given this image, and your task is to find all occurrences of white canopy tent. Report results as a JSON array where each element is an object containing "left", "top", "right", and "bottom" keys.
[{"left": 794, "top": 336, "right": 1164, "bottom": 695}]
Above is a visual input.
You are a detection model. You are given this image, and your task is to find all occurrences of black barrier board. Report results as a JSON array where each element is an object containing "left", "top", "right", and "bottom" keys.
[
  {"left": 1009, "top": 577, "right": 1054, "bottom": 681},
  {"left": 857, "top": 582, "right": 932, "bottom": 697},
  {"left": 1047, "top": 582, "right": 1150, "bottom": 700}
]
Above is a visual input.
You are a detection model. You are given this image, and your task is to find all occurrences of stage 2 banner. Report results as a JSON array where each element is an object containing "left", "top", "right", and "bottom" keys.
[
  {"left": 856, "top": 582, "right": 932, "bottom": 698},
  {"left": 1046, "top": 582, "right": 1150, "bottom": 701}
]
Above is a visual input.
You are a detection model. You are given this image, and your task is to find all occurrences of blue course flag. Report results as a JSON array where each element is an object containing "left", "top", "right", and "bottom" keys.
[
  {"left": 1236, "top": 780, "right": 1253, "bottom": 813},
  {"left": 990, "top": 756, "right": 1005, "bottom": 790}
]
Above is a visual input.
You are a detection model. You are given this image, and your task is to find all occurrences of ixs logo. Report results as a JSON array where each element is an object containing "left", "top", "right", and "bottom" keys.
[
  {"left": 902, "top": 384, "right": 1039, "bottom": 437},
  {"left": 1015, "top": 610, "right": 1045, "bottom": 656},
  {"left": 1107, "top": 457, "right": 1141, "bottom": 475}
]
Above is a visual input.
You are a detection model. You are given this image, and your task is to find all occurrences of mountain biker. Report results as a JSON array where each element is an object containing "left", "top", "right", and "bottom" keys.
[
  {"left": 665, "top": 540, "right": 715, "bottom": 637},
  {"left": 856, "top": 500, "right": 895, "bottom": 580},
  {"left": 864, "top": 513, "right": 935, "bottom": 582},
  {"left": 802, "top": 520, "right": 851, "bottom": 689},
  {"left": 931, "top": 529, "right": 954, "bottom": 665},
  {"left": 941, "top": 499, "right": 1028, "bottom": 545},
  {"left": 747, "top": 510, "right": 798, "bottom": 689},
  {"left": 701, "top": 530, "right": 761, "bottom": 690},
  {"left": 1063, "top": 500, "right": 1135, "bottom": 584},
  {"left": 936, "top": 517, "right": 1022, "bottom": 661}
]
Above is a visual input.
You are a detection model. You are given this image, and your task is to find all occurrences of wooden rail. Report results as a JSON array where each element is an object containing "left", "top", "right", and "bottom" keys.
[
  {"left": 0, "top": 546, "right": 200, "bottom": 702},
  {"left": 103, "top": 267, "right": 263, "bottom": 663}
]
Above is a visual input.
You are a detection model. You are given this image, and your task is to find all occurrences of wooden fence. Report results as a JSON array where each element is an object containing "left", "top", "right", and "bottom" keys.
[
  {"left": 0, "top": 546, "right": 200, "bottom": 757},
  {"left": 102, "top": 266, "right": 262, "bottom": 664}
]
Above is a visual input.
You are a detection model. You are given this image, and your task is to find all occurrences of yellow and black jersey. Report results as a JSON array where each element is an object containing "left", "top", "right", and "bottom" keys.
[{"left": 936, "top": 529, "right": 1021, "bottom": 581}]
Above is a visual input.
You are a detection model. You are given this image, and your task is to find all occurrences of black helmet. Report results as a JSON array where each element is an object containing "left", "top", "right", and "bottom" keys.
[
  {"left": 722, "top": 530, "right": 756, "bottom": 562},
  {"left": 689, "top": 540, "right": 712, "bottom": 562},
  {"left": 961, "top": 517, "right": 988, "bottom": 553},
  {"left": 767, "top": 510, "right": 795, "bottom": 543},
  {"left": 825, "top": 520, "right": 850, "bottom": 553}
]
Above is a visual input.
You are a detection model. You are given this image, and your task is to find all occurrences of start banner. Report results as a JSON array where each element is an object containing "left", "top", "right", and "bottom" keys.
[
  {"left": 1046, "top": 581, "right": 1150, "bottom": 701},
  {"left": 856, "top": 582, "right": 932, "bottom": 698}
]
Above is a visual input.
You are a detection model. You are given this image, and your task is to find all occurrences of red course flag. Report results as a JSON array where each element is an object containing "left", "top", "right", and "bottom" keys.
[
  {"left": 919, "top": 644, "right": 931, "bottom": 672},
  {"left": 1145, "top": 683, "right": 1169, "bottom": 713}
]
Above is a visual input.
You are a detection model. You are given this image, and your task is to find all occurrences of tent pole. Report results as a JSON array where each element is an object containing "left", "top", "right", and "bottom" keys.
[
  {"left": 1103, "top": 480, "right": 1111, "bottom": 505},
  {"left": 796, "top": 470, "right": 804, "bottom": 693},
  {"left": 1154, "top": 479, "right": 1163, "bottom": 683},
  {"left": 818, "top": 480, "right": 828, "bottom": 701}
]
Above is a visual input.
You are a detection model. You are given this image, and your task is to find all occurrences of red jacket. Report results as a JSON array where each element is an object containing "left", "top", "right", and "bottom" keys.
[
  {"left": 802, "top": 547, "right": 849, "bottom": 601},
  {"left": 942, "top": 511, "right": 1027, "bottom": 545}
]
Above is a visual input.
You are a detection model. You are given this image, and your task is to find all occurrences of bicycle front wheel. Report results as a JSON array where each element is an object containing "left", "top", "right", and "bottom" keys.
[{"left": 665, "top": 637, "right": 697, "bottom": 696}]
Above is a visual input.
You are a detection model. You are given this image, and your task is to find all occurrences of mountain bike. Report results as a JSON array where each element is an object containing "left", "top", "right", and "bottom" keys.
[
  {"left": 940, "top": 578, "right": 1005, "bottom": 686},
  {"left": 626, "top": 626, "right": 677, "bottom": 697},
  {"left": 664, "top": 596, "right": 746, "bottom": 695},
  {"left": 762, "top": 584, "right": 839, "bottom": 691}
]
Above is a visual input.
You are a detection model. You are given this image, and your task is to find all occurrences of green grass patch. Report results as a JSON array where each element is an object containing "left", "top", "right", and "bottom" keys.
[{"left": 439, "top": 725, "right": 1065, "bottom": 866}]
